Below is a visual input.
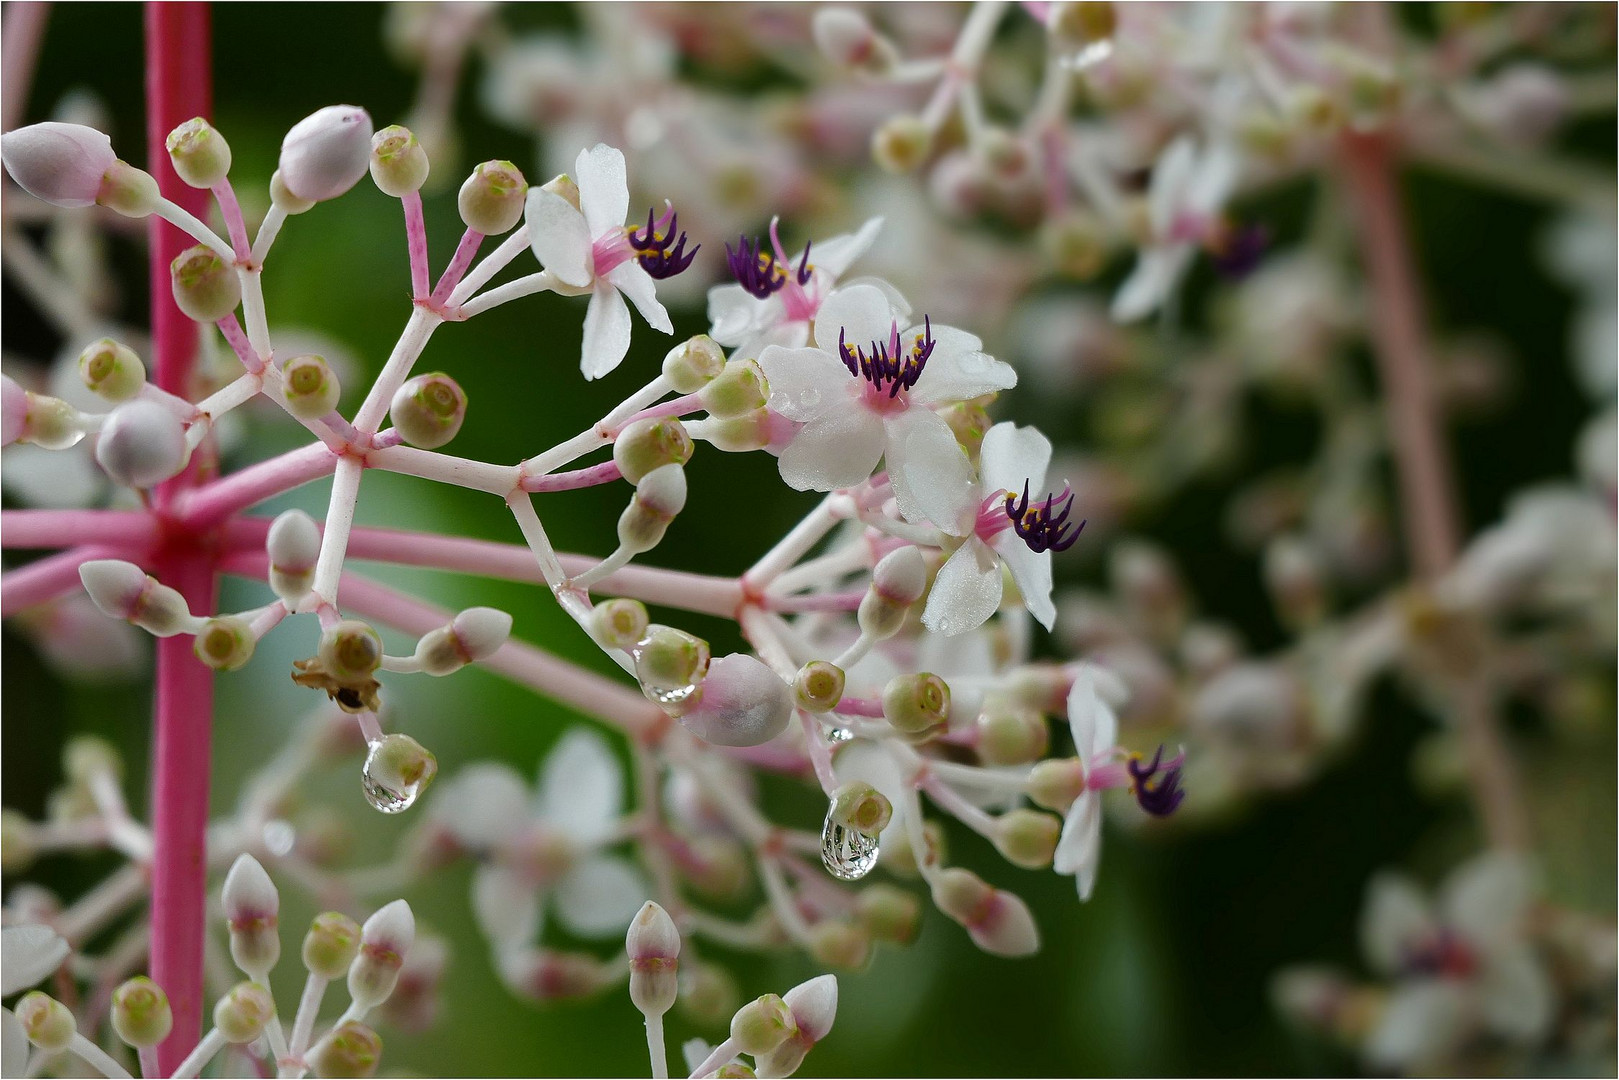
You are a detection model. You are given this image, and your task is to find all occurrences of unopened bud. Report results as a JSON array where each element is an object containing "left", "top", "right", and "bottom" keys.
[
  {"left": 755, "top": 974, "right": 838, "bottom": 1076},
  {"left": 633, "top": 625, "right": 711, "bottom": 716},
  {"left": 662, "top": 335, "right": 727, "bottom": 393},
  {"left": 1050, "top": 2, "right": 1117, "bottom": 48},
  {"left": 829, "top": 781, "right": 892, "bottom": 835},
  {"left": 413, "top": 607, "right": 511, "bottom": 675},
  {"left": 793, "top": 660, "right": 845, "bottom": 712},
  {"left": 78, "top": 339, "right": 146, "bottom": 402},
  {"left": 80, "top": 560, "right": 194, "bottom": 636},
  {"left": 96, "top": 160, "right": 159, "bottom": 216},
  {"left": 268, "top": 508, "right": 321, "bottom": 603},
  {"left": 810, "top": 920, "right": 871, "bottom": 970},
  {"left": 279, "top": 105, "right": 374, "bottom": 203},
  {"left": 685, "top": 834, "right": 749, "bottom": 900},
  {"left": 458, "top": 160, "right": 527, "bottom": 234},
  {"left": 318, "top": 620, "right": 383, "bottom": 682},
  {"left": 679, "top": 653, "right": 793, "bottom": 747},
  {"left": 223, "top": 854, "right": 280, "bottom": 977},
  {"left": 872, "top": 115, "right": 931, "bottom": 173},
  {"left": 19, "top": 391, "right": 82, "bottom": 449},
  {"left": 369, "top": 125, "right": 428, "bottom": 197},
  {"left": 501, "top": 949, "right": 610, "bottom": 1002},
  {"left": 539, "top": 173, "right": 581, "bottom": 211},
  {"left": 63, "top": 735, "right": 120, "bottom": 786},
  {"left": 96, "top": 399, "right": 189, "bottom": 489},
  {"left": 730, "top": 993, "right": 796, "bottom": 1056},
  {"left": 16, "top": 991, "right": 74, "bottom": 1051},
  {"left": 281, "top": 354, "right": 342, "bottom": 419},
  {"left": 364, "top": 734, "right": 437, "bottom": 803},
  {"left": 614, "top": 417, "right": 693, "bottom": 483},
  {"left": 194, "top": 615, "right": 255, "bottom": 672},
  {"left": 1, "top": 122, "right": 115, "bottom": 207},
  {"left": 627, "top": 901, "right": 680, "bottom": 1016},
  {"left": 166, "top": 118, "right": 231, "bottom": 188},
  {"left": 976, "top": 707, "right": 1049, "bottom": 766},
  {"left": 699, "top": 360, "right": 767, "bottom": 419},
  {"left": 930, "top": 868, "right": 1039, "bottom": 956},
  {"left": 995, "top": 809, "right": 1062, "bottom": 869},
  {"left": 589, "top": 598, "right": 648, "bottom": 651},
  {"left": 303, "top": 911, "right": 363, "bottom": 979},
  {"left": 812, "top": 7, "right": 894, "bottom": 71},
  {"left": 270, "top": 169, "right": 316, "bottom": 214},
  {"left": 859, "top": 545, "right": 927, "bottom": 639},
  {"left": 349, "top": 899, "right": 414, "bottom": 1009},
  {"left": 703, "top": 409, "right": 781, "bottom": 453},
  {"left": 170, "top": 244, "right": 241, "bottom": 322},
  {"left": 855, "top": 883, "right": 921, "bottom": 944},
  {"left": 214, "top": 981, "right": 275, "bottom": 1043},
  {"left": 308, "top": 1021, "right": 381, "bottom": 1078},
  {"left": 619, "top": 463, "right": 687, "bottom": 552},
  {"left": 1027, "top": 758, "right": 1086, "bottom": 812},
  {"left": 110, "top": 977, "right": 172, "bottom": 1048},
  {"left": 389, "top": 372, "right": 466, "bottom": 449},
  {"left": 940, "top": 400, "right": 992, "bottom": 455},
  {"left": 882, "top": 672, "right": 950, "bottom": 736}
]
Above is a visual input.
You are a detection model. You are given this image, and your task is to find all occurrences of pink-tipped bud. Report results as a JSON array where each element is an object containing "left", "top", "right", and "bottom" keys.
[
  {"left": 678, "top": 653, "right": 793, "bottom": 748},
  {"left": 627, "top": 901, "right": 680, "bottom": 1016},
  {"left": 859, "top": 545, "right": 926, "bottom": 639},
  {"left": 349, "top": 899, "right": 414, "bottom": 1009},
  {"left": 412, "top": 606, "right": 512, "bottom": 675},
  {"left": 1, "top": 122, "right": 115, "bottom": 208},
  {"left": 267, "top": 508, "right": 321, "bottom": 604},
  {"left": 618, "top": 464, "right": 687, "bottom": 552},
  {"left": 2, "top": 374, "right": 28, "bottom": 447},
  {"left": 755, "top": 974, "right": 839, "bottom": 1077},
  {"left": 79, "top": 560, "right": 193, "bottom": 636},
  {"left": 279, "top": 106, "right": 374, "bottom": 203},
  {"left": 930, "top": 868, "right": 1040, "bottom": 957},
  {"left": 95, "top": 400, "right": 189, "bottom": 489},
  {"left": 222, "top": 854, "right": 281, "bottom": 978}
]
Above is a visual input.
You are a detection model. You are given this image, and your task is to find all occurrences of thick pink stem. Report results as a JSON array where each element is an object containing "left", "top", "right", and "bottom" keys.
[
  {"left": 215, "top": 313, "right": 260, "bottom": 370},
  {"left": 430, "top": 228, "right": 484, "bottom": 305},
  {"left": 769, "top": 589, "right": 864, "bottom": 613},
  {"left": 627, "top": 393, "right": 706, "bottom": 424},
  {"left": 1, "top": 510, "right": 160, "bottom": 550},
  {"left": 520, "top": 460, "right": 623, "bottom": 493},
  {"left": 210, "top": 178, "right": 251, "bottom": 263},
  {"left": 403, "top": 191, "right": 430, "bottom": 300},
  {"left": 176, "top": 442, "right": 339, "bottom": 526},
  {"left": 1, "top": 2, "right": 49, "bottom": 133},
  {"left": 0, "top": 544, "right": 135, "bottom": 617}
]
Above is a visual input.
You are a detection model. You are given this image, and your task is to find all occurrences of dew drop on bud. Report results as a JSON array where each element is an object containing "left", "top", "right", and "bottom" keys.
[
  {"left": 826, "top": 726, "right": 852, "bottom": 743},
  {"left": 820, "top": 809, "right": 879, "bottom": 881},
  {"left": 359, "top": 734, "right": 436, "bottom": 815}
]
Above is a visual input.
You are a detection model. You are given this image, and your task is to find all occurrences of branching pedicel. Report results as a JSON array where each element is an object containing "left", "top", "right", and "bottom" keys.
[{"left": 0, "top": 73, "right": 1178, "bottom": 1075}]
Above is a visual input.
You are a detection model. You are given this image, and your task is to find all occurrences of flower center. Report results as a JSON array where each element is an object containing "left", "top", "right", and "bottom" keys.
[
  {"left": 1003, "top": 481, "right": 1083, "bottom": 553},
  {"left": 1126, "top": 744, "right": 1186, "bottom": 817},
  {"left": 726, "top": 217, "right": 813, "bottom": 302},
  {"left": 839, "top": 315, "right": 934, "bottom": 404},
  {"left": 627, "top": 204, "right": 699, "bottom": 279},
  {"left": 1402, "top": 929, "right": 1479, "bottom": 981}
]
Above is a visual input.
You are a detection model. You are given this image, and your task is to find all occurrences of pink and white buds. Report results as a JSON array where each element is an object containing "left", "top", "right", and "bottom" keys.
[
  {"left": 169, "top": 245, "right": 241, "bottom": 322},
  {"left": 268, "top": 508, "right": 322, "bottom": 603},
  {"left": 349, "top": 899, "right": 414, "bottom": 1009},
  {"left": 458, "top": 160, "right": 528, "bottom": 235},
  {"left": 412, "top": 606, "right": 512, "bottom": 675},
  {"left": 166, "top": 117, "right": 231, "bottom": 188},
  {"left": 80, "top": 560, "right": 194, "bottom": 636},
  {"left": 222, "top": 854, "right": 280, "bottom": 978},
  {"left": 78, "top": 339, "right": 146, "bottom": 402},
  {"left": 627, "top": 901, "right": 680, "bottom": 1016},
  {"left": 213, "top": 981, "right": 275, "bottom": 1044},
  {"left": 110, "top": 977, "right": 172, "bottom": 1049},
  {"left": 94, "top": 399, "right": 189, "bottom": 489},
  {"left": 389, "top": 372, "right": 466, "bottom": 449},
  {"left": 1, "top": 122, "right": 114, "bottom": 207},
  {"left": 754, "top": 974, "right": 839, "bottom": 1077},
  {"left": 370, "top": 125, "right": 429, "bottom": 197},
  {"left": 618, "top": 464, "right": 687, "bottom": 553},
  {"left": 278, "top": 105, "right": 374, "bottom": 203},
  {"left": 930, "top": 868, "right": 1040, "bottom": 957},
  {"left": 678, "top": 653, "right": 794, "bottom": 748},
  {"left": 281, "top": 354, "right": 342, "bottom": 419},
  {"left": 859, "top": 545, "right": 927, "bottom": 639}
]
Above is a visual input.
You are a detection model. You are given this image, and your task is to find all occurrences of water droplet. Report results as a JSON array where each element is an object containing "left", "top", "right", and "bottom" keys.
[
  {"left": 820, "top": 810, "right": 879, "bottom": 881},
  {"left": 826, "top": 726, "right": 853, "bottom": 743},
  {"left": 630, "top": 631, "right": 705, "bottom": 712},
  {"left": 361, "top": 740, "right": 424, "bottom": 814},
  {"left": 1063, "top": 39, "right": 1114, "bottom": 71},
  {"left": 797, "top": 387, "right": 821, "bottom": 410}
]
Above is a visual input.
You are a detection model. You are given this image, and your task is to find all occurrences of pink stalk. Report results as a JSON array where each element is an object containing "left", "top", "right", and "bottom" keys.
[
  {"left": 831, "top": 696, "right": 885, "bottom": 718},
  {"left": 430, "top": 228, "right": 484, "bottom": 306},
  {"left": 210, "top": 179, "right": 252, "bottom": 263},
  {"left": 1, "top": 510, "right": 160, "bottom": 550},
  {"left": 215, "top": 313, "right": 261, "bottom": 370},
  {"left": 146, "top": 4, "right": 216, "bottom": 1070},
  {"left": 403, "top": 191, "right": 430, "bottom": 300},
  {"left": 768, "top": 589, "right": 864, "bottom": 614},
  {"left": 626, "top": 393, "right": 706, "bottom": 424},
  {"left": 520, "top": 460, "right": 623, "bottom": 492},
  {"left": 1, "top": 2, "right": 49, "bottom": 134},
  {"left": 0, "top": 544, "right": 135, "bottom": 617},
  {"left": 176, "top": 442, "right": 339, "bottom": 526}
]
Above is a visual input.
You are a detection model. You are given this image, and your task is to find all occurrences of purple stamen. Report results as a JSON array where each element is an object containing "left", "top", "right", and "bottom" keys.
[
  {"left": 629, "top": 205, "right": 698, "bottom": 280},
  {"left": 726, "top": 234, "right": 786, "bottom": 299},
  {"left": 837, "top": 315, "right": 935, "bottom": 398},
  {"left": 1004, "top": 480, "right": 1083, "bottom": 553},
  {"left": 1126, "top": 745, "right": 1185, "bottom": 817},
  {"left": 796, "top": 240, "right": 813, "bottom": 286}
]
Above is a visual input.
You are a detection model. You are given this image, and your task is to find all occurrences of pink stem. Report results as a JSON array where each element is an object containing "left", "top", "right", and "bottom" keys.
[
  {"left": 768, "top": 589, "right": 864, "bottom": 614},
  {"left": 430, "top": 228, "right": 484, "bottom": 306},
  {"left": 832, "top": 696, "right": 884, "bottom": 718},
  {"left": 175, "top": 442, "right": 339, "bottom": 527},
  {"left": 626, "top": 393, "right": 706, "bottom": 424},
  {"left": 403, "top": 192, "right": 430, "bottom": 301},
  {"left": 0, "top": 2, "right": 49, "bottom": 133},
  {"left": 0, "top": 544, "right": 135, "bottom": 617},
  {"left": 1, "top": 510, "right": 160, "bottom": 550},
  {"left": 146, "top": 5, "right": 215, "bottom": 1070},
  {"left": 210, "top": 178, "right": 251, "bottom": 263},
  {"left": 520, "top": 460, "right": 623, "bottom": 493},
  {"left": 798, "top": 711, "right": 838, "bottom": 793},
  {"left": 215, "top": 313, "right": 260, "bottom": 371}
]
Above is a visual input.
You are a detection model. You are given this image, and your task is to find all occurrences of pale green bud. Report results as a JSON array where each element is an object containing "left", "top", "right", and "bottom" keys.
[
  {"left": 194, "top": 615, "right": 255, "bottom": 672},
  {"left": 702, "top": 410, "right": 776, "bottom": 453},
  {"left": 809, "top": 919, "right": 871, "bottom": 970},
  {"left": 662, "top": 335, "right": 726, "bottom": 393},
  {"left": 1027, "top": 758, "right": 1086, "bottom": 812},
  {"left": 23, "top": 392, "right": 84, "bottom": 449},
  {"left": 730, "top": 993, "right": 796, "bottom": 1056},
  {"left": 872, "top": 114, "right": 930, "bottom": 173},
  {"left": 308, "top": 1021, "right": 381, "bottom": 1078},
  {"left": 78, "top": 338, "right": 146, "bottom": 402},
  {"left": 618, "top": 464, "right": 687, "bottom": 553},
  {"left": 613, "top": 417, "right": 693, "bottom": 484},
  {"left": 793, "top": 660, "right": 845, "bottom": 713},
  {"left": 828, "top": 781, "right": 892, "bottom": 835},
  {"left": 270, "top": 168, "right": 316, "bottom": 214},
  {"left": 303, "top": 911, "right": 363, "bottom": 979},
  {"left": 110, "top": 977, "right": 172, "bottom": 1048},
  {"left": 63, "top": 735, "right": 120, "bottom": 786},
  {"left": 855, "top": 883, "right": 921, "bottom": 944},
  {"left": 318, "top": 620, "right": 383, "bottom": 682},
  {"left": 16, "top": 991, "right": 75, "bottom": 1052},
  {"left": 881, "top": 672, "right": 950, "bottom": 737},
  {"left": 698, "top": 359, "right": 767, "bottom": 419},
  {"left": 214, "top": 981, "right": 275, "bottom": 1043},
  {"left": 677, "top": 961, "right": 739, "bottom": 1026},
  {"left": 281, "top": 354, "right": 342, "bottom": 419},
  {"left": 539, "top": 172, "right": 580, "bottom": 211},
  {"left": 994, "top": 808, "right": 1062, "bottom": 869},
  {"left": 589, "top": 598, "right": 649, "bottom": 652},
  {"left": 166, "top": 118, "right": 231, "bottom": 188},
  {"left": 96, "top": 159, "right": 159, "bottom": 216},
  {"left": 633, "top": 624, "right": 711, "bottom": 716},
  {"left": 388, "top": 372, "right": 466, "bottom": 449},
  {"left": 170, "top": 244, "right": 241, "bottom": 322},
  {"left": 975, "top": 707, "right": 1049, "bottom": 766},
  {"left": 369, "top": 125, "right": 428, "bottom": 197},
  {"left": 458, "top": 159, "right": 527, "bottom": 234}
]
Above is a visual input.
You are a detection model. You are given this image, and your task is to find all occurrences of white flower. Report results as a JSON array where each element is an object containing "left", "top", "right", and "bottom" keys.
[
  {"left": 1111, "top": 135, "right": 1239, "bottom": 323},
  {"left": 707, "top": 216, "right": 892, "bottom": 360},
  {"left": 1, "top": 923, "right": 69, "bottom": 996},
  {"left": 1050, "top": 667, "right": 1120, "bottom": 901},
  {"left": 525, "top": 144, "right": 676, "bottom": 380},
  {"left": 432, "top": 729, "right": 647, "bottom": 949},
  {"left": 756, "top": 283, "right": 1015, "bottom": 496},
  {"left": 909, "top": 421, "right": 1070, "bottom": 636}
]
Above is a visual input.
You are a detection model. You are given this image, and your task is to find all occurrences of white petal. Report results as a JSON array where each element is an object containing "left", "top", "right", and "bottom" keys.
[
  {"left": 2, "top": 1009, "right": 27, "bottom": 1078},
  {"left": 782, "top": 973, "right": 838, "bottom": 1041},
  {"left": 1065, "top": 668, "right": 1117, "bottom": 760},
  {"left": 471, "top": 863, "right": 541, "bottom": 948},
  {"left": 1365, "top": 981, "right": 1464, "bottom": 1069},
  {"left": 920, "top": 539, "right": 1002, "bottom": 637},
  {"left": 1440, "top": 852, "right": 1533, "bottom": 943},
  {"left": 1360, "top": 873, "right": 1436, "bottom": 975},
  {"left": 997, "top": 536, "right": 1055, "bottom": 631},
  {"left": 707, "top": 284, "right": 769, "bottom": 346},
  {"left": 581, "top": 285, "right": 632, "bottom": 381},
  {"left": 757, "top": 346, "right": 850, "bottom": 422},
  {"left": 525, "top": 189, "right": 593, "bottom": 288},
  {"left": 1478, "top": 941, "right": 1554, "bottom": 1041},
  {"left": 980, "top": 422, "right": 1052, "bottom": 501},
  {"left": 812, "top": 284, "right": 896, "bottom": 353},
  {"left": 1187, "top": 141, "right": 1240, "bottom": 217},
  {"left": 1148, "top": 136, "right": 1197, "bottom": 233},
  {"left": 1, "top": 924, "right": 69, "bottom": 996},
  {"left": 535, "top": 728, "right": 624, "bottom": 847},
  {"left": 1111, "top": 245, "right": 1193, "bottom": 324},
  {"left": 608, "top": 263, "right": 672, "bottom": 335},
  {"left": 886, "top": 408, "right": 975, "bottom": 533},
  {"left": 1053, "top": 792, "right": 1102, "bottom": 900},
  {"left": 837, "top": 274, "right": 912, "bottom": 324},
  {"left": 810, "top": 217, "right": 883, "bottom": 278},
  {"left": 776, "top": 408, "right": 885, "bottom": 492},
  {"left": 553, "top": 855, "right": 649, "bottom": 937},
  {"left": 431, "top": 763, "right": 529, "bottom": 849},
  {"left": 575, "top": 143, "right": 629, "bottom": 237},
  {"left": 909, "top": 333, "right": 1018, "bottom": 405}
]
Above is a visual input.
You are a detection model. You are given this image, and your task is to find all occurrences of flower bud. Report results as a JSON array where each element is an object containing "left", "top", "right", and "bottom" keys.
[
  {"left": 95, "top": 399, "right": 189, "bottom": 489},
  {"left": 303, "top": 911, "right": 363, "bottom": 979},
  {"left": 627, "top": 901, "right": 680, "bottom": 1017},
  {"left": 538, "top": 172, "right": 581, "bottom": 211},
  {"left": 975, "top": 707, "right": 1049, "bottom": 766},
  {"left": 754, "top": 974, "right": 838, "bottom": 1077},
  {"left": 281, "top": 354, "right": 342, "bottom": 419},
  {"left": 214, "top": 980, "right": 275, "bottom": 1043},
  {"left": 80, "top": 560, "right": 194, "bottom": 636},
  {"left": 2, "top": 808, "right": 38, "bottom": 872},
  {"left": 268, "top": 508, "right": 321, "bottom": 603},
  {"left": 730, "top": 994, "right": 795, "bottom": 1056},
  {"left": 701, "top": 409, "right": 784, "bottom": 453},
  {"left": 1, "top": 122, "right": 115, "bottom": 207},
  {"left": 63, "top": 735, "right": 120, "bottom": 786},
  {"left": 881, "top": 672, "right": 950, "bottom": 737},
  {"left": 78, "top": 338, "right": 146, "bottom": 402},
  {"left": 678, "top": 653, "right": 794, "bottom": 747},
  {"left": 699, "top": 360, "right": 767, "bottom": 419},
  {"left": 930, "top": 868, "right": 1039, "bottom": 957},
  {"left": 18, "top": 391, "right": 83, "bottom": 449},
  {"left": 589, "top": 598, "right": 649, "bottom": 651},
  {"left": 855, "top": 883, "right": 921, "bottom": 944},
  {"left": 15, "top": 991, "right": 74, "bottom": 1052},
  {"left": 614, "top": 417, "right": 693, "bottom": 484},
  {"left": 1027, "top": 758, "right": 1086, "bottom": 812},
  {"left": 812, "top": 7, "right": 894, "bottom": 71},
  {"left": 619, "top": 463, "right": 687, "bottom": 552},
  {"left": 662, "top": 335, "right": 727, "bottom": 393},
  {"left": 994, "top": 809, "right": 1062, "bottom": 869},
  {"left": 811, "top": 920, "right": 872, "bottom": 972},
  {"left": 828, "top": 781, "right": 891, "bottom": 835},
  {"left": 279, "top": 105, "right": 374, "bottom": 203},
  {"left": 110, "top": 977, "right": 172, "bottom": 1048},
  {"left": 872, "top": 114, "right": 931, "bottom": 173},
  {"left": 194, "top": 615, "right": 255, "bottom": 672},
  {"left": 940, "top": 400, "right": 992, "bottom": 455},
  {"left": 318, "top": 620, "right": 383, "bottom": 682},
  {"left": 716, "top": 1066, "right": 757, "bottom": 1079},
  {"left": 1042, "top": 211, "right": 1110, "bottom": 280},
  {"left": 170, "top": 244, "right": 241, "bottom": 322},
  {"left": 97, "top": 159, "right": 160, "bottom": 216},
  {"left": 793, "top": 660, "right": 845, "bottom": 713},
  {"left": 369, "top": 125, "right": 428, "bottom": 197},
  {"left": 458, "top": 160, "right": 527, "bottom": 234},
  {"left": 308, "top": 1021, "right": 381, "bottom": 1078},
  {"left": 166, "top": 118, "right": 231, "bottom": 188},
  {"left": 2, "top": 374, "right": 27, "bottom": 447},
  {"left": 685, "top": 834, "right": 750, "bottom": 900},
  {"left": 412, "top": 607, "right": 512, "bottom": 675},
  {"left": 633, "top": 625, "right": 711, "bottom": 716},
  {"left": 270, "top": 169, "right": 316, "bottom": 214},
  {"left": 678, "top": 962, "right": 739, "bottom": 1027},
  {"left": 223, "top": 854, "right": 280, "bottom": 978},
  {"left": 349, "top": 899, "right": 414, "bottom": 1009},
  {"left": 858, "top": 545, "right": 926, "bottom": 639},
  {"left": 388, "top": 372, "right": 466, "bottom": 449},
  {"left": 500, "top": 949, "right": 610, "bottom": 1003},
  {"left": 882, "top": 819, "right": 946, "bottom": 878}
]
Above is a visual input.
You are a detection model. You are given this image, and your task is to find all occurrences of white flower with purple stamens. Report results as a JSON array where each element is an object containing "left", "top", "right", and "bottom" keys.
[
  {"left": 756, "top": 283, "right": 1016, "bottom": 497},
  {"left": 525, "top": 144, "right": 696, "bottom": 380},
  {"left": 708, "top": 216, "right": 894, "bottom": 360}
]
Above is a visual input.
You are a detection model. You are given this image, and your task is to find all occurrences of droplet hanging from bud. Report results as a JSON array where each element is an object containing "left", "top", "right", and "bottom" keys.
[
  {"left": 820, "top": 808, "right": 879, "bottom": 881},
  {"left": 360, "top": 734, "right": 436, "bottom": 814}
]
